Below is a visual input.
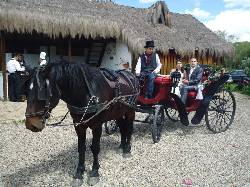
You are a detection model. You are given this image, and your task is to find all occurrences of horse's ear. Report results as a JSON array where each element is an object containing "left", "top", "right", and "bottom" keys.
[{"left": 35, "top": 64, "right": 52, "bottom": 101}]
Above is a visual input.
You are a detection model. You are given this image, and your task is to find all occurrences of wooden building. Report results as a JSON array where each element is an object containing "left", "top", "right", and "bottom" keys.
[{"left": 0, "top": 0, "right": 234, "bottom": 100}]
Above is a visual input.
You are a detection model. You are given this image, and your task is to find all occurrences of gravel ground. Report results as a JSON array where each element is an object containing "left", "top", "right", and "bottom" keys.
[{"left": 0, "top": 92, "right": 249, "bottom": 187}]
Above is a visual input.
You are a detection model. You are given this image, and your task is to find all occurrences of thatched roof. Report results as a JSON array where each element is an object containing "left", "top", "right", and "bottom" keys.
[{"left": 0, "top": 0, "right": 234, "bottom": 56}]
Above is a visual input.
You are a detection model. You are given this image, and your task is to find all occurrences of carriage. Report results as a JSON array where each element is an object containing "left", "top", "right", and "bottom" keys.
[
  {"left": 105, "top": 65, "right": 236, "bottom": 143},
  {"left": 24, "top": 62, "right": 236, "bottom": 184}
]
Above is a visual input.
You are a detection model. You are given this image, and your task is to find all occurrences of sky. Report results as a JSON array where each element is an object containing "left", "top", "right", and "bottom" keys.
[{"left": 114, "top": 0, "right": 250, "bottom": 42}]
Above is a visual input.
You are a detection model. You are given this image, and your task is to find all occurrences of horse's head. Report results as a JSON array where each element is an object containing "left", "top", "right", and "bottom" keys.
[{"left": 25, "top": 65, "right": 60, "bottom": 132}]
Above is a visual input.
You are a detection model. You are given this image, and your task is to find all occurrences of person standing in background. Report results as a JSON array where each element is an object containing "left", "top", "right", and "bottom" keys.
[
  {"left": 7, "top": 54, "right": 25, "bottom": 102},
  {"left": 19, "top": 54, "right": 31, "bottom": 101},
  {"left": 19, "top": 54, "right": 31, "bottom": 72}
]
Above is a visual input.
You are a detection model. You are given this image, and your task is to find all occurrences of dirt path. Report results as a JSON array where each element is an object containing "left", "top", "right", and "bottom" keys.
[{"left": 0, "top": 93, "right": 249, "bottom": 186}]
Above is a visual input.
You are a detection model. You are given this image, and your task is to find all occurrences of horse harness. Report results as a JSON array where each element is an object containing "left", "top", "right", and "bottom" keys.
[
  {"left": 67, "top": 69, "right": 139, "bottom": 126},
  {"left": 25, "top": 66, "right": 139, "bottom": 127}
]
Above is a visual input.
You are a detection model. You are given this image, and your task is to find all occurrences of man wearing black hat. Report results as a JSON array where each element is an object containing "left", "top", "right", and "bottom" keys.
[{"left": 135, "top": 40, "right": 162, "bottom": 99}]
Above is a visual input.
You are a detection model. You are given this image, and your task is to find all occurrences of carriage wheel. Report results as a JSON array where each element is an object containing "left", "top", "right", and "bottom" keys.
[
  {"left": 151, "top": 105, "right": 165, "bottom": 143},
  {"left": 165, "top": 107, "right": 180, "bottom": 122},
  {"left": 104, "top": 120, "right": 118, "bottom": 135},
  {"left": 205, "top": 88, "right": 236, "bottom": 133}
]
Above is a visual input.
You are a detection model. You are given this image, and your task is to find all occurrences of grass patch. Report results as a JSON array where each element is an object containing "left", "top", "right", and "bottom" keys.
[{"left": 241, "top": 86, "right": 250, "bottom": 95}]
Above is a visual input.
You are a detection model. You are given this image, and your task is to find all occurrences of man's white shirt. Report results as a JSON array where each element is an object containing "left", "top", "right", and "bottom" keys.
[{"left": 7, "top": 58, "right": 25, "bottom": 73}]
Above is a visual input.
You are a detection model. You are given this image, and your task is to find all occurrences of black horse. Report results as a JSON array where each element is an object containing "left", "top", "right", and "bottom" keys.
[{"left": 25, "top": 62, "right": 139, "bottom": 185}]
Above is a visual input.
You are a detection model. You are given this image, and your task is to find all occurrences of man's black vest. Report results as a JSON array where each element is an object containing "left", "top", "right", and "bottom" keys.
[{"left": 140, "top": 52, "right": 157, "bottom": 72}]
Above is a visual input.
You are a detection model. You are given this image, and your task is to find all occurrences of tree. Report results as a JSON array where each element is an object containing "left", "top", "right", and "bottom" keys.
[
  {"left": 242, "top": 57, "right": 250, "bottom": 75},
  {"left": 214, "top": 30, "right": 250, "bottom": 70},
  {"left": 230, "top": 41, "right": 250, "bottom": 71},
  {"left": 214, "top": 30, "right": 239, "bottom": 43}
]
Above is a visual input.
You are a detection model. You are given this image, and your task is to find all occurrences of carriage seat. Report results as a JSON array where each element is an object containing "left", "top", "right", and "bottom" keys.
[
  {"left": 188, "top": 90, "right": 197, "bottom": 98},
  {"left": 154, "top": 75, "right": 172, "bottom": 85},
  {"left": 187, "top": 84, "right": 204, "bottom": 99}
]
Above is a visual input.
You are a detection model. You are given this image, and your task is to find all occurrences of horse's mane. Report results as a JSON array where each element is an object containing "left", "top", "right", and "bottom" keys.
[{"left": 49, "top": 61, "right": 102, "bottom": 90}]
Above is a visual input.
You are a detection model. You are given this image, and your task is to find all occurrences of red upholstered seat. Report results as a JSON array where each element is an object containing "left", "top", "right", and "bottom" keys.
[
  {"left": 154, "top": 75, "right": 172, "bottom": 85},
  {"left": 188, "top": 91, "right": 197, "bottom": 98}
]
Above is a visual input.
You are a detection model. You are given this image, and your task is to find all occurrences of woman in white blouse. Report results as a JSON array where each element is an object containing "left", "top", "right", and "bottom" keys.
[{"left": 170, "top": 60, "right": 185, "bottom": 96}]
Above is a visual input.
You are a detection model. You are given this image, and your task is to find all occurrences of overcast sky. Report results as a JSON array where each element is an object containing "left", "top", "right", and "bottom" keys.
[{"left": 115, "top": 0, "right": 250, "bottom": 42}]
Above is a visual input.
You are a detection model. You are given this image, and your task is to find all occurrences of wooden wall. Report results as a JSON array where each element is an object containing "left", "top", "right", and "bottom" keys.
[
  {"left": 0, "top": 35, "right": 7, "bottom": 100},
  {"left": 159, "top": 50, "right": 176, "bottom": 75},
  {"left": 159, "top": 51, "right": 216, "bottom": 75}
]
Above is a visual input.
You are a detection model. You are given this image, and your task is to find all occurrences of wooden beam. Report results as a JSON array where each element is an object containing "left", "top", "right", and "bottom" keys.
[
  {"left": 131, "top": 53, "right": 138, "bottom": 74},
  {"left": 0, "top": 35, "right": 7, "bottom": 101},
  {"left": 98, "top": 41, "right": 107, "bottom": 67},
  {"left": 68, "top": 38, "right": 72, "bottom": 62}
]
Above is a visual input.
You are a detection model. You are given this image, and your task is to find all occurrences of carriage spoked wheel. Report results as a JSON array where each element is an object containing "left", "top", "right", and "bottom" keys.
[
  {"left": 205, "top": 88, "right": 236, "bottom": 133},
  {"left": 104, "top": 120, "right": 118, "bottom": 135},
  {"left": 151, "top": 105, "right": 165, "bottom": 143},
  {"left": 165, "top": 107, "right": 180, "bottom": 122}
]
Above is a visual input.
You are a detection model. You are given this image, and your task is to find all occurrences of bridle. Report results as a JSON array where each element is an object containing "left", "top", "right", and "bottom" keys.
[
  {"left": 25, "top": 78, "right": 53, "bottom": 120},
  {"left": 25, "top": 65, "right": 58, "bottom": 121}
]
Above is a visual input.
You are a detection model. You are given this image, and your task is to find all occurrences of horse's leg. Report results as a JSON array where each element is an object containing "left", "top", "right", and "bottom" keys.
[
  {"left": 88, "top": 125, "right": 102, "bottom": 185},
  {"left": 74, "top": 126, "right": 86, "bottom": 180},
  {"left": 117, "top": 118, "right": 126, "bottom": 150},
  {"left": 123, "top": 111, "right": 135, "bottom": 155},
  {"left": 124, "top": 119, "right": 133, "bottom": 154},
  {"left": 117, "top": 116, "right": 133, "bottom": 156}
]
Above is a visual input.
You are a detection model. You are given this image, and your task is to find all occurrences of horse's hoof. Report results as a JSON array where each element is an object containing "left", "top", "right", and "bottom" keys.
[
  {"left": 118, "top": 144, "right": 124, "bottom": 149},
  {"left": 73, "top": 165, "right": 85, "bottom": 179},
  {"left": 73, "top": 171, "right": 84, "bottom": 180},
  {"left": 116, "top": 146, "right": 123, "bottom": 154},
  {"left": 116, "top": 149, "right": 123, "bottom": 154},
  {"left": 122, "top": 152, "right": 132, "bottom": 158},
  {"left": 87, "top": 176, "right": 100, "bottom": 186},
  {"left": 71, "top": 179, "right": 83, "bottom": 187}
]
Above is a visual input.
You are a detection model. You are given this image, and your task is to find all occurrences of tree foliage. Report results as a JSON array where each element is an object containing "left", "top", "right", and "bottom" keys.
[
  {"left": 215, "top": 30, "right": 250, "bottom": 72},
  {"left": 231, "top": 42, "right": 250, "bottom": 75},
  {"left": 214, "top": 30, "right": 239, "bottom": 43}
]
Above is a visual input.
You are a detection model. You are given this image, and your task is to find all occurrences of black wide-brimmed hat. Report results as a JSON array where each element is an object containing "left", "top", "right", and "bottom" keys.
[{"left": 144, "top": 40, "right": 155, "bottom": 48}]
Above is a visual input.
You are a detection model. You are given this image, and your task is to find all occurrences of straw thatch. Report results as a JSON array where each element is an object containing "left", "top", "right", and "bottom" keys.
[{"left": 0, "top": 0, "right": 234, "bottom": 56}]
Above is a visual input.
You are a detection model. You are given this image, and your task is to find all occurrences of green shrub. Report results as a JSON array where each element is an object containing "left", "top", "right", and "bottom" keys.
[
  {"left": 241, "top": 85, "right": 250, "bottom": 95},
  {"left": 224, "top": 83, "right": 241, "bottom": 92},
  {"left": 224, "top": 83, "right": 250, "bottom": 95}
]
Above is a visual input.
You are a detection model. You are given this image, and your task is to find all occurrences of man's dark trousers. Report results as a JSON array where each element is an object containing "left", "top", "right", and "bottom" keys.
[{"left": 8, "top": 73, "right": 21, "bottom": 102}]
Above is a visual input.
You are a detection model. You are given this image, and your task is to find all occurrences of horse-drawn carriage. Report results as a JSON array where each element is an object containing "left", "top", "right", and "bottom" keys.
[
  {"left": 105, "top": 65, "right": 236, "bottom": 143},
  {"left": 24, "top": 62, "right": 236, "bottom": 185}
]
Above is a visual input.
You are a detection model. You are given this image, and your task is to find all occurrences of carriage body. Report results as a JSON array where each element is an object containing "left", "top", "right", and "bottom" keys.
[
  {"left": 130, "top": 68, "right": 236, "bottom": 143},
  {"left": 137, "top": 74, "right": 204, "bottom": 113},
  {"left": 136, "top": 65, "right": 217, "bottom": 113},
  {"left": 137, "top": 75, "right": 173, "bottom": 105}
]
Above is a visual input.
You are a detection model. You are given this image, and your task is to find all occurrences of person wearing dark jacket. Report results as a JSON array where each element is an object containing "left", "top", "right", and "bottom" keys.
[
  {"left": 180, "top": 58, "right": 203, "bottom": 105},
  {"left": 135, "top": 40, "right": 162, "bottom": 98},
  {"left": 6, "top": 54, "right": 25, "bottom": 102}
]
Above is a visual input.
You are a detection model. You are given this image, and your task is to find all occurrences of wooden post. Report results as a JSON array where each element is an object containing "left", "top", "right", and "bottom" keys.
[
  {"left": 131, "top": 53, "right": 137, "bottom": 74},
  {"left": 0, "top": 35, "right": 7, "bottom": 101},
  {"left": 68, "top": 37, "right": 72, "bottom": 63}
]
